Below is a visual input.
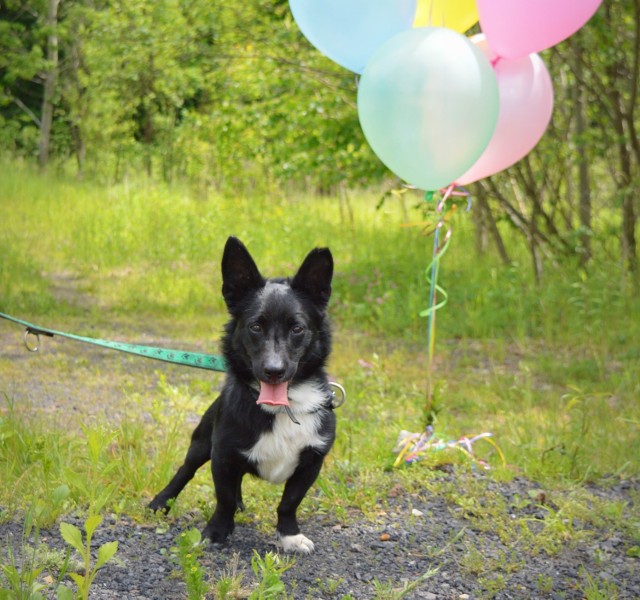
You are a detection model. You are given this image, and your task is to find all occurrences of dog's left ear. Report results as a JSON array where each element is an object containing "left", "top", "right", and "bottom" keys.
[{"left": 291, "top": 248, "right": 333, "bottom": 310}]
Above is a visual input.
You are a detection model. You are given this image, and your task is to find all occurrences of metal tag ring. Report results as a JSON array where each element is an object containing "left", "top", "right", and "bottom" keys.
[
  {"left": 329, "top": 381, "right": 346, "bottom": 409},
  {"left": 24, "top": 329, "right": 40, "bottom": 352}
]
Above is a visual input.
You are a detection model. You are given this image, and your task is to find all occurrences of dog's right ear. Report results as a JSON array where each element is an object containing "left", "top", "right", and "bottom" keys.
[{"left": 221, "top": 237, "right": 264, "bottom": 312}]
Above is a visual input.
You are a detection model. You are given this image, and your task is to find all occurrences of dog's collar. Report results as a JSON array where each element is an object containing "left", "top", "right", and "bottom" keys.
[
  {"left": 286, "top": 382, "right": 345, "bottom": 424},
  {"left": 251, "top": 381, "right": 345, "bottom": 425}
]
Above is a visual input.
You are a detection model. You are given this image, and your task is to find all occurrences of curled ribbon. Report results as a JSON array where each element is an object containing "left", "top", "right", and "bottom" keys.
[{"left": 393, "top": 425, "right": 506, "bottom": 469}]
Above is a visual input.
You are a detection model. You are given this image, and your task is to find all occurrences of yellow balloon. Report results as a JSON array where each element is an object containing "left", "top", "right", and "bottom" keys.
[{"left": 414, "top": 0, "right": 478, "bottom": 32}]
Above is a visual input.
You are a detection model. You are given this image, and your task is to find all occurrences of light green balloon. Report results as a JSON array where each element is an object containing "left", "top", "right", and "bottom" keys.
[{"left": 357, "top": 27, "right": 499, "bottom": 191}]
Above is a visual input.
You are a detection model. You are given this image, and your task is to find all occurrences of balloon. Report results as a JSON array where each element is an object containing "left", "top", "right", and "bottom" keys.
[
  {"left": 357, "top": 27, "right": 499, "bottom": 191},
  {"left": 477, "top": 0, "right": 603, "bottom": 59},
  {"left": 414, "top": 0, "right": 478, "bottom": 33},
  {"left": 289, "top": 0, "right": 417, "bottom": 74},
  {"left": 455, "top": 36, "right": 554, "bottom": 185}
]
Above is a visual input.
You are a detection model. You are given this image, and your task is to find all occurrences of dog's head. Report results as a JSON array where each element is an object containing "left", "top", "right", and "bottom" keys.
[{"left": 221, "top": 236, "right": 333, "bottom": 408}]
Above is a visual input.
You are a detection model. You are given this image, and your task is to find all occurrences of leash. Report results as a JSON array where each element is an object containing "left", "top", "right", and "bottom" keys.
[
  {"left": 0, "top": 311, "right": 228, "bottom": 372},
  {"left": 0, "top": 311, "right": 347, "bottom": 416}
]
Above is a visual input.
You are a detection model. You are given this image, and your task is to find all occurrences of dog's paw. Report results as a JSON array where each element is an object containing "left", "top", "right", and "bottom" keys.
[
  {"left": 202, "top": 524, "right": 232, "bottom": 546},
  {"left": 277, "top": 533, "right": 315, "bottom": 554},
  {"left": 147, "top": 495, "right": 170, "bottom": 514}
]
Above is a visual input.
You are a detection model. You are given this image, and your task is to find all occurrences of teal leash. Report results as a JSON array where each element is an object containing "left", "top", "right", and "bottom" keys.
[{"left": 0, "top": 311, "right": 227, "bottom": 372}]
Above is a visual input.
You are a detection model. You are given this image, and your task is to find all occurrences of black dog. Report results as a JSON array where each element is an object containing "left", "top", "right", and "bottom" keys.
[{"left": 149, "top": 236, "right": 336, "bottom": 553}]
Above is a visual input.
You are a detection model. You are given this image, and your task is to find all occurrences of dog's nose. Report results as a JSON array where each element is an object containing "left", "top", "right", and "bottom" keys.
[{"left": 264, "top": 365, "right": 286, "bottom": 382}]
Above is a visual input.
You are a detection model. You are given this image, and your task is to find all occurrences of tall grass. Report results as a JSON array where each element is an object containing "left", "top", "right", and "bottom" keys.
[
  {"left": 2, "top": 161, "right": 638, "bottom": 349},
  {"left": 1, "top": 161, "right": 639, "bottom": 488}
]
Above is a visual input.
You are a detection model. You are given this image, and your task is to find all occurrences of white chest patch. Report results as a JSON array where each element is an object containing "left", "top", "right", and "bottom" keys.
[{"left": 244, "top": 382, "right": 329, "bottom": 484}]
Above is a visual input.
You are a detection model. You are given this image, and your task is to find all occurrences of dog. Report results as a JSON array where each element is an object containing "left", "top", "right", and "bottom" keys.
[{"left": 149, "top": 236, "right": 336, "bottom": 554}]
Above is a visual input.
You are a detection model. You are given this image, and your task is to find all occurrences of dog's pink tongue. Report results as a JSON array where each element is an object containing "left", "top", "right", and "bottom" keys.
[{"left": 257, "top": 381, "right": 290, "bottom": 407}]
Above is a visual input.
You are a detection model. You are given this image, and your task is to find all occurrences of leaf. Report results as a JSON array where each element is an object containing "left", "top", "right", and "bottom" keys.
[
  {"left": 91, "top": 484, "right": 118, "bottom": 515},
  {"left": 52, "top": 484, "right": 71, "bottom": 505},
  {"left": 627, "top": 545, "right": 640, "bottom": 558},
  {"left": 60, "top": 522, "right": 84, "bottom": 554},
  {"left": 63, "top": 469, "right": 89, "bottom": 496},
  {"left": 184, "top": 528, "right": 202, "bottom": 547},
  {"left": 83, "top": 514, "right": 102, "bottom": 539},
  {"left": 56, "top": 585, "right": 74, "bottom": 600},
  {"left": 68, "top": 572, "right": 85, "bottom": 588},
  {"left": 96, "top": 541, "right": 118, "bottom": 570}
]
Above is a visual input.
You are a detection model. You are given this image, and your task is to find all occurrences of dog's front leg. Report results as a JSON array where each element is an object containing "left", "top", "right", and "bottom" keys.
[
  {"left": 276, "top": 449, "right": 325, "bottom": 554},
  {"left": 202, "top": 460, "right": 244, "bottom": 544}
]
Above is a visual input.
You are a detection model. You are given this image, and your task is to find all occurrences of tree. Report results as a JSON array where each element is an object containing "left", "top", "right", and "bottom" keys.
[
  {"left": 475, "top": 0, "right": 639, "bottom": 282},
  {"left": 38, "top": 0, "right": 60, "bottom": 169},
  {"left": 0, "top": 0, "right": 48, "bottom": 155}
]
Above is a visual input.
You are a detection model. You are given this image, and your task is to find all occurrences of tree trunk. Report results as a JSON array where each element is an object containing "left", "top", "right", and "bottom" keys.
[
  {"left": 38, "top": 0, "right": 61, "bottom": 171},
  {"left": 572, "top": 37, "right": 592, "bottom": 266},
  {"left": 603, "top": 1, "right": 639, "bottom": 282},
  {"left": 529, "top": 197, "right": 544, "bottom": 284},
  {"left": 476, "top": 184, "right": 511, "bottom": 265}
]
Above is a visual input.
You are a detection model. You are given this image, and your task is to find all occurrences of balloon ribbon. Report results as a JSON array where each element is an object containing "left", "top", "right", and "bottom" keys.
[
  {"left": 393, "top": 185, "right": 505, "bottom": 470},
  {"left": 421, "top": 184, "right": 457, "bottom": 414}
]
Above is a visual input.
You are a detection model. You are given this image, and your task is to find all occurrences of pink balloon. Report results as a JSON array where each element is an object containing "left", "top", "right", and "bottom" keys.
[
  {"left": 477, "top": 0, "right": 602, "bottom": 59},
  {"left": 455, "top": 36, "right": 554, "bottom": 186}
]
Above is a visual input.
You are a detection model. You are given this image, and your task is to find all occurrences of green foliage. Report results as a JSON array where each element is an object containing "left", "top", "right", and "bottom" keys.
[
  {"left": 0, "top": 380, "right": 198, "bottom": 525},
  {"left": 169, "top": 528, "right": 210, "bottom": 600},
  {"left": 0, "top": 511, "right": 46, "bottom": 600},
  {"left": 58, "top": 515, "right": 118, "bottom": 600},
  {"left": 1, "top": 0, "right": 379, "bottom": 190},
  {"left": 371, "top": 567, "right": 438, "bottom": 600},
  {"left": 0, "top": 506, "right": 72, "bottom": 600},
  {"left": 578, "top": 566, "right": 620, "bottom": 600},
  {"left": 1, "top": 166, "right": 639, "bottom": 489},
  {"left": 0, "top": 166, "right": 638, "bottom": 597},
  {"left": 249, "top": 551, "right": 294, "bottom": 599}
]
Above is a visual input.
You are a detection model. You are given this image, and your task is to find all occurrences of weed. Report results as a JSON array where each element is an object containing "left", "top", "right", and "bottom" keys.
[
  {"left": 169, "top": 528, "right": 210, "bottom": 600},
  {"left": 536, "top": 573, "right": 553, "bottom": 594},
  {"left": 532, "top": 501, "right": 595, "bottom": 556},
  {"left": 249, "top": 551, "right": 295, "bottom": 599},
  {"left": 313, "top": 577, "right": 344, "bottom": 595},
  {"left": 371, "top": 567, "right": 438, "bottom": 599},
  {"left": 578, "top": 566, "right": 620, "bottom": 599},
  {"left": 478, "top": 574, "right": 507, "bottom": 598},
  {"left": 0, "top": 506, "right": 73, "bottom": 600},
  {"left": 0, "top": 510, "right": 46, "bottom": 600},
  {"left": 213, "top": 553, "right": 247, "bottom": 600},
  {"left": 58, "top": 515, "right": 119, "bottom": 600},
  {"left": 459, "top": 545, "right": 486, "bottom": 576}
]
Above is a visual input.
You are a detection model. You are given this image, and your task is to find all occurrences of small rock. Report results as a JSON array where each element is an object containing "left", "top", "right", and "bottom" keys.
[{"left": 411, "top": 509, "right": 424, "bottom": 517}]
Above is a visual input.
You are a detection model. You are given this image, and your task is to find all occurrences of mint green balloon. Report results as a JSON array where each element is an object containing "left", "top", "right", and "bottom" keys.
[{"left": 357, "top": 27, "right": 499, "bottom": 191}]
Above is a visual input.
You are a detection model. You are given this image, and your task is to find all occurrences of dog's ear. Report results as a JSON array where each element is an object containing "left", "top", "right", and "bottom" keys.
[
  {"left": 291, "top": 247, "right": 333, "bottom": 310},
  {"left": 221, "top": 237, "right": 264, "bottom": 311}
]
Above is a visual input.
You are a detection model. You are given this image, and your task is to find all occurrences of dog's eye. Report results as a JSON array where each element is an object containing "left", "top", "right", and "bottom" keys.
[
  {"left": 249, "top": 323, "right": 262, "bottom": 333},
  {"left": 291, "top": 325, "right": 304, "bottom": 335}
]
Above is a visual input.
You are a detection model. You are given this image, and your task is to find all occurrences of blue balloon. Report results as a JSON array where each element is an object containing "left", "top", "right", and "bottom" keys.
[{"left": 289, "top": 0, "right": 417, "bottom": 74}]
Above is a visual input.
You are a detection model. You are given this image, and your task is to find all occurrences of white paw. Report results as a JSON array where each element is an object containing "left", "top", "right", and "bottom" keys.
[{"left": 277, "top": 533, "right": 315, "bottom": 554}]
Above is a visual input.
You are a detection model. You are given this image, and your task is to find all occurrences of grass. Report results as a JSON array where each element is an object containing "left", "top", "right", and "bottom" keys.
[{"left": 1, "top": 161, "right": 639, "bottom": 596}]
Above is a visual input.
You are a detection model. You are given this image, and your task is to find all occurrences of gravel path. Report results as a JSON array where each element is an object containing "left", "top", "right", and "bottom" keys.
[
  {"left": 2, "top": 474, "right": 638, "bottom": 599},
  {"left": 1, "top": 321, "right": 639, "bottom": 599}
]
